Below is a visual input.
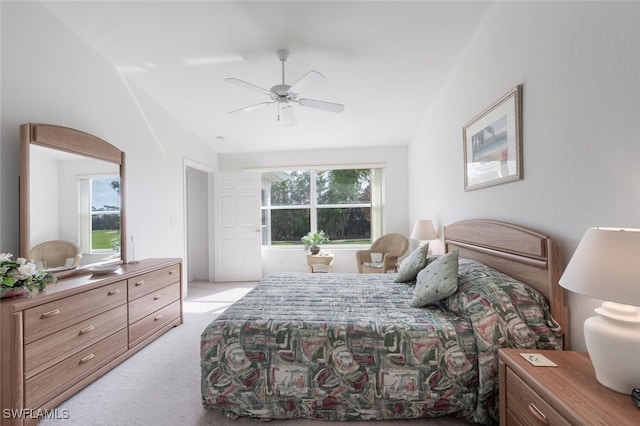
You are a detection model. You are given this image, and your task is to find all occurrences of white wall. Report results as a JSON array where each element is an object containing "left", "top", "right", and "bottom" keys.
[
  {"left": 28, "top": 150, "right": 61, "bottom": 245},
  {"left": 0, "top": 3, "right": 218, "bottom": 268},
  {"left": 219, "top": 146, "right": 409, "bottom": 274},
  {"left": 408, "top": 2, "right": 640, "bottom": 351},
  {"left": 186, "top": 167, "right": 210, "bottom": 281}
]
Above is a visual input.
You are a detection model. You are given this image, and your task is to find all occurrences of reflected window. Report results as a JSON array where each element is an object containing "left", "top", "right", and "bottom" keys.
[{"left": 78, "top": 175, "right": 121, "bottom": 253}]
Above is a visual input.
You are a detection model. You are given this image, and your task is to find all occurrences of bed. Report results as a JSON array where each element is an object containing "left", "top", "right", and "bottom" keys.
[{"left": 200, "top": 220, "right": 569, "bottom": 424}]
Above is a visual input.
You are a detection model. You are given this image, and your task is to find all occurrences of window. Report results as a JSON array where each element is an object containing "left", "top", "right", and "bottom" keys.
[
  {"left": 261, "top": 167, "right": 383, "bottom": 246},
  {"left": 78, "top": 175, "right": 121, "bottom": 254}
]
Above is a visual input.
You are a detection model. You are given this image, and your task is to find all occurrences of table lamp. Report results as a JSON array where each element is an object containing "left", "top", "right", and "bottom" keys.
[
  {"left": 410, "top": 220, "right": 438, "bottom": 246},
  {"left": 558, "top": 227, "right": 640, "bottom": 394}
]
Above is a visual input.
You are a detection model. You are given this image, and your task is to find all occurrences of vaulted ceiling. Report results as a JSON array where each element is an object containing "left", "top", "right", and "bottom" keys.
[{"left": 42, "top": 1, "right": 492, "bottom": 153}]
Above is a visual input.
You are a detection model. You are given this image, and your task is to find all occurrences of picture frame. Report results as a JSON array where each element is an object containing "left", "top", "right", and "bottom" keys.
[{"left": 463, "top": 85, "right": 523, "bottom": 191}]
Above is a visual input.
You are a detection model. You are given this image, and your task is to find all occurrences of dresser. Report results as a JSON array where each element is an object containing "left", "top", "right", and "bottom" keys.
[
  {"left": 498, "top": 348, "right": 638, "bottom": 425},
  {"left": 1, "top": 258, "right": 182, "bottom": 425}
]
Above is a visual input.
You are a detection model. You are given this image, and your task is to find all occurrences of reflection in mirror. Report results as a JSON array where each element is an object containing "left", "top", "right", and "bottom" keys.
[
  {"left": 20, "top": 123, "right": 126, "bottom": 274},
  {"left": 29, "top": 145, "right": 121, "bottom": 268}
]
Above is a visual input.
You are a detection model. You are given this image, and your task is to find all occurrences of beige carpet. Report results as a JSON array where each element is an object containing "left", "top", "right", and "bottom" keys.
[{"left": 40, "top": 282, "right": 467, "bottom": 426}]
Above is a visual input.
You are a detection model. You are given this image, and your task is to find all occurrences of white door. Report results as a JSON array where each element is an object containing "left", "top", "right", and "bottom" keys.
[{"left": 213, "top": 172, "right": 262, "bottom": 281}]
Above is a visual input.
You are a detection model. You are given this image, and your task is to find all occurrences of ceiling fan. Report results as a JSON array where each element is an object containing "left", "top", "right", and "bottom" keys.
[{"left": 225, "top": 49, "right": 344, "bottom": 126}]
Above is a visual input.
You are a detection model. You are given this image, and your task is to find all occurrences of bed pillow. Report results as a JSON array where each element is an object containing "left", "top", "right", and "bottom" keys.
[
  {"left": 409, "top": 250, "right": 459, "bottom": 307},
  {"left": 394, "top": 243, "right": 430, "bottom": 283}
]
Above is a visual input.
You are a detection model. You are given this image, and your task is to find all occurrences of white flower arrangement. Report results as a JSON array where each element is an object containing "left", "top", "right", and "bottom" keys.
[{"left": 0, "top": 253, "right": 56, "bottom": 297}]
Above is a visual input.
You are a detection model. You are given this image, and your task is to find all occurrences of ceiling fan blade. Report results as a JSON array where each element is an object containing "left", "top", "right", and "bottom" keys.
[
  {"left": 297, "top": 98, "right": 345, "bottom": 113},
  {"left": 290, "top": 71, "right": 325, "bottom": 94},
  {"left": 279, "top": 104, "right": 297, "bottom": 127},
  {"left": 229, "top": 101, "right": 275, "bottom": 114},
  {"left": 225, "top": 78, "right": 272, "bottom": 96}
]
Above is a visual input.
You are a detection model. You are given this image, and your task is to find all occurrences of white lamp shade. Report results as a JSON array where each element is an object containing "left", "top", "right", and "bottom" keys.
[
  {"left": 559, "top": 227, "right": 640, "bottom": 306},
  {"left": 410, "top": 220, "right": 437, "bottom": 241}
]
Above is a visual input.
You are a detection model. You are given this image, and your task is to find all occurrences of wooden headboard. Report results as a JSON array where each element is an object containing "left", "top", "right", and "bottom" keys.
[{"left": 444, "top": 219, "right": 569, "bottom": 349}]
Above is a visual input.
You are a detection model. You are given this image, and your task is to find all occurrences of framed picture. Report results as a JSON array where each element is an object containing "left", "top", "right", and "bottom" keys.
[{"left": 463, "top": 85, "right": 523, "bottom": 191}]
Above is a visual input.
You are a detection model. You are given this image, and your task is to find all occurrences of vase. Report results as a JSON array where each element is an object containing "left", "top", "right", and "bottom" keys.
[
  {"left": 1, "top": 288, "right": 27, "bottom": 299},
  {"left": 311, "top": 247, "right": 320, "bottom": 255}
]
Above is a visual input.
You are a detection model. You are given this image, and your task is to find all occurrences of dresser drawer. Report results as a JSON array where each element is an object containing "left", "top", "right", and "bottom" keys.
[
  {"left": 24, "top": 281, "right": 127, "bottom": 343},
  {"left": 129, "top": 300, "right": 181, "bottom": 346},
  {"left": 506, "top": 368, "right": 570, "bottom": 426},
  {"left": 128, "top": 265, "right": 180, "bottom": 300},
  {"left": 25, "top": 329, "right": 127, "bottom": 408},
  {"left": 24, "top": 304, "right": 128, "bottom": 379},
  {"left": 505, "top": 408, "right": 525, "bottom": 426},
  {"left": 129, "top": 281, "right": 180, "bottom": 323}
]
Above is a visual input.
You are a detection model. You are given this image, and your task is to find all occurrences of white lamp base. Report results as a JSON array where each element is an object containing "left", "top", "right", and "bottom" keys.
[{"left": 584, "top": 301, "right": 640, "bottom": 394}]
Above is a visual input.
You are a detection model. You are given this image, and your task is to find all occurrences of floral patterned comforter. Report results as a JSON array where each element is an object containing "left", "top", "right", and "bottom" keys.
[{"left": 200, "top": 258, "right": 562, "bottom": 424}]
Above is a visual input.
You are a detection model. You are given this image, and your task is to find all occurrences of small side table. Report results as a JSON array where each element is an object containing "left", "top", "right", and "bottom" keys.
[{"left": 306, "top": 253, "right": 334, "bottom": 273}]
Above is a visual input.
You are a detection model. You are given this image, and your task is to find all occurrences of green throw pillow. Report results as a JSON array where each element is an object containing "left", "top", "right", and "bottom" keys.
[
  {"left": 394, "top": 243, "right": 429, "bottom": 283},
  {"left": 410, "top": 250, "right": 459, "bottom": 307}
]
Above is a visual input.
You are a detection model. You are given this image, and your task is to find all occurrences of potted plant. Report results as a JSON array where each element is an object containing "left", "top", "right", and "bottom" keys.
[
  {"left": 301, "top": 231, "right": 329, "bottom": 254},
  {"left": 1, "top": 253, "right": 57, "bottom": 298}
]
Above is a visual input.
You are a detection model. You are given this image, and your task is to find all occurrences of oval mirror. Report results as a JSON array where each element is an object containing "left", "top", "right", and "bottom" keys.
[{"left": 19, "top": 123, "right": 127, "bottom": 274}]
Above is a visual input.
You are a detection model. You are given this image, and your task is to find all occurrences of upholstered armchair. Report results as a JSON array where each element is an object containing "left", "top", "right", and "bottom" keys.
[
  {"left": 29, "top": 240, "right": 82, "bottom": 269},
  {"left": 356, "top": 233, "right": 409, "bottom": 273}
]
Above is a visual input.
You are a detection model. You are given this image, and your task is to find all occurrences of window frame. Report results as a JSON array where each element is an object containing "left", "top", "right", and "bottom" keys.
[
  {"left": 258, "top": 164, "right": 384, "bottom": 248},
  {"left": 77, "top": 173, "right": 121, "bottom": 255}
]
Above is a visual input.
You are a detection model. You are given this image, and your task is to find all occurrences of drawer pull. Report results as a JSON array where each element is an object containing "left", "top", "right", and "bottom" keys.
[
  {"left": 108, "top": 288, "right": 121, "bottom": 295},
  {"left": 135, "top": 280, "right": 145, "bottom": 286},
  {"left": 154, "top": 314, "right": 163, "bottom": 321},
  {"left": 154, "top": 294, "right": 162, "bottom": 300},
  {"left": 528, "top": 403, "right": 548, "bottom": 423},
  {"left": 79, "top": 325, "right": 95, "bottom": 335},
  {"left": 79, "top": 353, "right": 95, "bottom": 364},
  {"left": 40, "top": 309, "right": 60, "bottom": 319},
  {"left": 169, "top": 269, "right": 176, "bottom": 275}
]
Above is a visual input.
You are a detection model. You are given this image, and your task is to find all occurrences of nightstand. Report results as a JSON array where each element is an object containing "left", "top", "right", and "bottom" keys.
[
  {"left": 498, "top": 348, "right": 638, "bottom": 425},
  {"left": 306, "top": 253, "right": 334, "bottom": 273}
]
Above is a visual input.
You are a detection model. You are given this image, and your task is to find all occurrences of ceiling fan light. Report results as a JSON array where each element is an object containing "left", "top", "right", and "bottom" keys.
[{"left": 279, "top": 104, "right": 297, "bottom": 127}]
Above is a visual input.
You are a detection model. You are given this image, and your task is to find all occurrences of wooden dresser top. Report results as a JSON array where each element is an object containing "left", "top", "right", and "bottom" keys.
[{"left": 1, "top": 258, "right": 182, "bottom": 312}]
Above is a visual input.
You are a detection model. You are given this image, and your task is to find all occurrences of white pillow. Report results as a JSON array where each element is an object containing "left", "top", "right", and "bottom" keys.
[{"left": 410, "top": 250, "right": 459, "bottom": 307}]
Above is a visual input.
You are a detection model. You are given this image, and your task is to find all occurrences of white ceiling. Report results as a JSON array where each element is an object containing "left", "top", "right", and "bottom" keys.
[{"left": 41, "top": 1, "right": 492, "bottom": 154}]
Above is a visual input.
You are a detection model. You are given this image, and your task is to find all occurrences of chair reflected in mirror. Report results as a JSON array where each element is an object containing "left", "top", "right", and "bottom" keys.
[{"left": 30, "top": 240, "right": 82, "bottom": 270}]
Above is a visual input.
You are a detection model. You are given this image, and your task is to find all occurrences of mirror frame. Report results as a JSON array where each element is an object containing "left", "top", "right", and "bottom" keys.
[{"left": 19, "top": 123, "right": 127, "bottom": 267}]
